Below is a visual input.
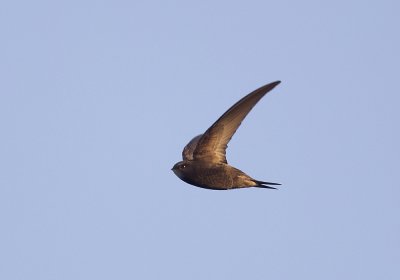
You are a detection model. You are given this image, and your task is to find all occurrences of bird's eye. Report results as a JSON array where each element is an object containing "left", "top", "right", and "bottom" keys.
[{"left": 180, "top": 164, "right": 186, "bottom": 169}]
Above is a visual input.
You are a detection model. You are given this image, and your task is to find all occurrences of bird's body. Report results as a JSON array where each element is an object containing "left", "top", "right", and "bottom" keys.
[
  {"left": 172, "top": 161, "right": 258, "bottom": 190},
  {"left": 172, "top": 81, "right": 281, "bottom": 190}
]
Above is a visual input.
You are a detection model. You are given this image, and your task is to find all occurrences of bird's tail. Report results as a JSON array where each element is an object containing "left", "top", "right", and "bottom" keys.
[{"left": 253, "top": 180, "right": 281, "bottom": 189}]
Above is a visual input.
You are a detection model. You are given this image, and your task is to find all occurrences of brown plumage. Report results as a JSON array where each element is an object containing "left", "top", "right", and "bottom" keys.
[{"left": 172, "top": 81, "right": 281, "bottom": 190}]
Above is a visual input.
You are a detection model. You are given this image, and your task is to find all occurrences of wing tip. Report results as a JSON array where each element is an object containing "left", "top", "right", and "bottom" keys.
[
  {"left": 270, "top": 80, "right": 281, "bottom": 88},
  {"left": 254, "top": 80, "right": 281, "bottom": 96}
]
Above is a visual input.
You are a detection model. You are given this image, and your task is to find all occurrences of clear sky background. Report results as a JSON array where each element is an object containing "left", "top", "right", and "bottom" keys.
[{"left": 1, "top": 1, "right": 399, "bottom": 279}]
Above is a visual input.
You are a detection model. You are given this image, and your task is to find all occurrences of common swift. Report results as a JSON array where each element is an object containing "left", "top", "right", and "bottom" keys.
[{"left": 172, "top": 81, "right": 281, "bottom": 190}]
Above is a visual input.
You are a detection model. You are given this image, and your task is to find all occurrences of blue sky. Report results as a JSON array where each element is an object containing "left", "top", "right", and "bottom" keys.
[{"left": 1, "top": 1, "right": 399, "bottom": 279}]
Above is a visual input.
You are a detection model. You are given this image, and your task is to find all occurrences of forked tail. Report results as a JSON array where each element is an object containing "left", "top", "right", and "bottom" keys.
[{"left": 253, "top": 180, "right": 281, "bottom": 190}]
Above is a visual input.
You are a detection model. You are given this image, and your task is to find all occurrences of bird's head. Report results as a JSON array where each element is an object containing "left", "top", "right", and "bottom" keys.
[{"left": 171, "top": 160, "right": 191, "bottom": 179}]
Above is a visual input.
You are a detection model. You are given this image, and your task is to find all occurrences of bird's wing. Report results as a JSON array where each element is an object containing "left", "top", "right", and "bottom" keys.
[
  {"left": 182, "top": 134, "right": 202, "bottom": 160},
  {"left": 192, "top": 81, "right": 280, "bottom": 164}
]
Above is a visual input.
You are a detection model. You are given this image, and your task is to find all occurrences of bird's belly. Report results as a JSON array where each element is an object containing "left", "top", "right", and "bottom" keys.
[{"left": 184, "top": 165, "right": 238, "bottom": 190}]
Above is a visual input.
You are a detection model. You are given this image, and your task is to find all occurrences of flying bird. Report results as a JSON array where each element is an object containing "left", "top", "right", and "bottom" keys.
[{"left": 172, "top": 81, "right": 281, "bottom": 190}]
